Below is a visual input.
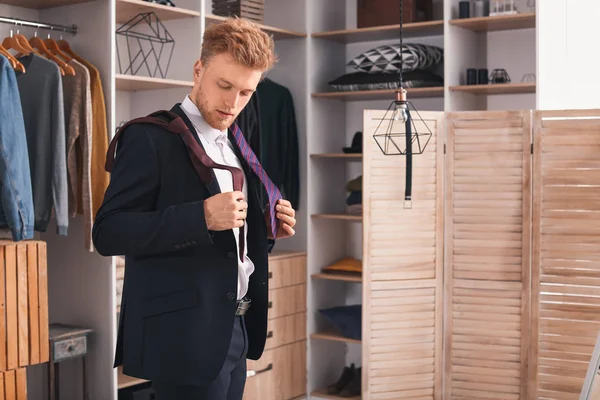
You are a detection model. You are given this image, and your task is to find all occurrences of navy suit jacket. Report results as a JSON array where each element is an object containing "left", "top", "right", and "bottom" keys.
[{"left": 92, "top": 104, "right": 271, "bottom": 386}]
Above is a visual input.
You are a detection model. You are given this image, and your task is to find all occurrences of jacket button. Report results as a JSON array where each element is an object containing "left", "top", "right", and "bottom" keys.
[
  {"left": 227, "top": 252, "right": 236, "bottom": 259},
  {"left": 227, "top": 292, "right": 235, "bottom": 300}
]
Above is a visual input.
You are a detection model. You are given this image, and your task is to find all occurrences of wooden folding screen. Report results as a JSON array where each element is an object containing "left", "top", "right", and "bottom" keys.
[
  {"left": 362, "top": 110, "right": 445, "bottom": 399},
  {"left": 444, "top": 111, "right": 532, "bottom": 399},
  {"left": 529, "top": 109, "right": 600, "bottom": 399}
]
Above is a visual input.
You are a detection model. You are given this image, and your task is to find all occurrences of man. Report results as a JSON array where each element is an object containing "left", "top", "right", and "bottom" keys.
[{"left": 92, "top": 17, "right": 296, "bottom": 400}]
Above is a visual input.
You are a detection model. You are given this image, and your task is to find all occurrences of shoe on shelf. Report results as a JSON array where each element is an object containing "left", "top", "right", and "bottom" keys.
[
  {"left": 327, "top": 363, "right": 356, "bottom": 395},
  {"left": 339, "top": 367, "right": 361, "bottom": 397}
]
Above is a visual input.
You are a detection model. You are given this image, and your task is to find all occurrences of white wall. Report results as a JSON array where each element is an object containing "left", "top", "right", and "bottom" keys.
[{"left": 537, "top": 0, "right": 600, "bottom": 110}]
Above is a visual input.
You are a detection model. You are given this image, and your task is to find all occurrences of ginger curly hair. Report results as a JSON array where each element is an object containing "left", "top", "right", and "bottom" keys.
[{"left": 201, "top": 17, "right": 278, "bottom": 72}]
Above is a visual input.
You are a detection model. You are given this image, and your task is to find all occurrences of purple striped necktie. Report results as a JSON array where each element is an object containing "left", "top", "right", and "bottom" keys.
[{"left": 231, "top": 123, "right": 283, "bottom": 240}]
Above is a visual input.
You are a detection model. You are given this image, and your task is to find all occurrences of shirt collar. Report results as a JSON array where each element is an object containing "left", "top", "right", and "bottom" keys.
[{"left": 181, "top": 95, "right": 226, "bottom": 144}]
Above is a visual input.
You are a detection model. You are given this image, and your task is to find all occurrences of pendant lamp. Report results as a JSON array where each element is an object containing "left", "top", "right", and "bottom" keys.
[{"left": 372, "top": 0, "right": 434, "bottom": 209}]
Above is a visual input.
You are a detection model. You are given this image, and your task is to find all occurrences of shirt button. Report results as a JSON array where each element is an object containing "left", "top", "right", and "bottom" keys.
[{"left": 227, "top": 292, "right": 235, "bottom": 300}]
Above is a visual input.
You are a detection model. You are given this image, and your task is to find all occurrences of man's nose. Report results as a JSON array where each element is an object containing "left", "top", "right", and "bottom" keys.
[{"left": 225, "top": 93, "right": 240, "bottom": 110}]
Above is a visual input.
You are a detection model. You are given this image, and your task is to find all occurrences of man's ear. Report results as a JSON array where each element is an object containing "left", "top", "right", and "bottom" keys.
[{"left": 193, "top": 60, "right": 203, "bottom": 81}]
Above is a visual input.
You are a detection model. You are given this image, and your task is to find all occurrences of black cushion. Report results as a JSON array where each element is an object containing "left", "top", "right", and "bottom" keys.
[
  {"left": 319, "top": 304, "right": 362, "bottom": 340},
  {"left": 328, "top": 70, "right": 443, "bottom": 92}
]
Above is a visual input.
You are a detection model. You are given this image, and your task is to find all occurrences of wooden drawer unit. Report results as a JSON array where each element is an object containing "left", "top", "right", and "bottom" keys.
[
  {"left": 265, "top": 313, "right": 306, "bottom": 351},
  {"left": 244, "top": 341, "right": 306, "bottom": 400},
  {"left": 244, "top": 251, "right": 306, "bottom": 399},
  {"left": 268, "top": 252, "right": 306, "bottom": 289},
  {"left": 268, "top": 284, "right": 306, "bottom": 320}
]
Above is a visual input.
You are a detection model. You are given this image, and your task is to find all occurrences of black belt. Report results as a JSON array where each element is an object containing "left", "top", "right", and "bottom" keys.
[{"left": 236, "top": 297, "right": 251, "bottom": 316}]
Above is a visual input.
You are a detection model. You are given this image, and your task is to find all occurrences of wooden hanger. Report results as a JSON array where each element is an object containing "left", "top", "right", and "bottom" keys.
[
  {"left": 0, "top": 45, "right": 25, "bottom": 73},
  {"left": 29, "top": 35, "right": 75, "bottom": 76},
  {"left": 57, "top": 39, "right": 81, "bottom": 62},
  {"left": 2, "top": 30, "right": 31, "bottom": 57},
  {"left": 14, "top": 33, "right": 40, "bottom": 57},
  {"left": 44, "top": 34, "right": 72, "bottom": 63}
]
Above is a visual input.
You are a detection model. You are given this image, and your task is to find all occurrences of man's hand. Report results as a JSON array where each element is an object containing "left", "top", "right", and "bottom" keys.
[
  {"left": 269, "top": 199, "right": 296, "bottom": 239},
  {"left": 204, "top": 191, "right": 247, "bottom": 231}
]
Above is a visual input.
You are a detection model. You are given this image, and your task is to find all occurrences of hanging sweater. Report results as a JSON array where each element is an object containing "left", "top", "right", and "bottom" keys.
[{"left": 16, "top": 53, "right": 69, "bottom": 235}]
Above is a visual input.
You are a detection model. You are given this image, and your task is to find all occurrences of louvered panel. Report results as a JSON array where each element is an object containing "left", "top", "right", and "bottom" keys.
[
  {"left": 444, "top": 111, "right": 531, "bottom": 400},
  {"left": 363, "top": 110, "right": 444, "bottom": 400},
  {"left": 530, "top": 109, "right": 600, "bottom": 399}
]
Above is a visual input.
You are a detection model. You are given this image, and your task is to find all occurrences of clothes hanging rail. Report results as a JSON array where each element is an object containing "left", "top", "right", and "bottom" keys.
[{"left": 0, "top": 16, "right": 77, "bottom": 35}]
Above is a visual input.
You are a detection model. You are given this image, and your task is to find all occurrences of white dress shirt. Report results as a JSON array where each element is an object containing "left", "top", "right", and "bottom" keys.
[{"left": 181, "top": 95, "right": 255, "bottom": 300}]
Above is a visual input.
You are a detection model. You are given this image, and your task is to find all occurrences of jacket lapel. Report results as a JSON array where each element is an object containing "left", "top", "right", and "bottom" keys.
[{"left": 170, "top": 104, "right": 222, "bottom": 196}]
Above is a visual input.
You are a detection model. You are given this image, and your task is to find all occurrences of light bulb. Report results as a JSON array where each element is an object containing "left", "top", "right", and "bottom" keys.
[{"left": 393, "top": 103, "right": 408, "bottom": 123}]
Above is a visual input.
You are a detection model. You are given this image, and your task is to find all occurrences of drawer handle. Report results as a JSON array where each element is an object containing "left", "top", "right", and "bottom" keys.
[
  {"left": 266, "top": 331, "right": 273, "bottom": 338},
  {"left": 268, "top": 271, "right": 273, "bottom": 279},
  {"left": 268, "top": 301, "right": 272, "bottom": 309},
  {"left": 247, "top": 363, "right": 273, "bottom": 378}
]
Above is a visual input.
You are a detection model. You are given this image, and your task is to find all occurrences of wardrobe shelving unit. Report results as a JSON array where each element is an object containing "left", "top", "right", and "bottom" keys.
[
  {"left": 0, "top": 0, "right": 539, "bottom": 397},
  {"left": 305, "top": 0, "right": 536, "bottom": 398}
]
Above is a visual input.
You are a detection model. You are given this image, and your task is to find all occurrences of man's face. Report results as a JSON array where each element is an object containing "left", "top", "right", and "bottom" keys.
[{"left": 192, "top": 53, "right": 262, "bottom": 131}]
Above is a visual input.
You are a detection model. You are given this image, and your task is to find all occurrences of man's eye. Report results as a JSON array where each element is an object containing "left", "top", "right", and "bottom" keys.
[{"left": 219, "top": 84, "right": 232, "bottom": 90}]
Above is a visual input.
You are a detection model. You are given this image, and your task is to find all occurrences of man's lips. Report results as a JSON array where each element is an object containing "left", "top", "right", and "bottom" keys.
[{"left": 217, "top": 110, "right": 234, "bottom": 117}]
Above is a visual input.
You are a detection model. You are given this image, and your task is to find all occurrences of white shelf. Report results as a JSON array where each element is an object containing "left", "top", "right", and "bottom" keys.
[
  {"left": 449, "top": 12, "right": 536, "bottom": 32},
  {"left": 115, "top": 74, "right": 194, "bottom": 91},
  {"left": 116, "top": 0, "right": 200, "bottom": 24},
  {"left": 312, "top": 20, "right": 444, "bottom": 43}
]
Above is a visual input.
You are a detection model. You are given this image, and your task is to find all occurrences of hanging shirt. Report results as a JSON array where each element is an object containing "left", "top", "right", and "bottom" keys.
[
  {"left": 16, "top": 53, "right": 69, "bottom": 235},
  {"left": 0, "top": 54, "right": 34, "bottom": 241},
  {"left": 256, "top": 78, "right": 300, "bottom": 210},
  {"left": 181, "top": 95, "right": 254, "bottom": 300}
]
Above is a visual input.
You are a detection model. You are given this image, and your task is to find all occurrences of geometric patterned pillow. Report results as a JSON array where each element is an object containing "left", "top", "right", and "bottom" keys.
[{"left": 347, "top": 43, "right": 443, "bottom": 74}]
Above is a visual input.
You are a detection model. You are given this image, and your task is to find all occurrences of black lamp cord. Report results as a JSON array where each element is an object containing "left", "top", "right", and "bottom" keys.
[{"left": 399, "top": 0, "right": 412, "bottom": 204}]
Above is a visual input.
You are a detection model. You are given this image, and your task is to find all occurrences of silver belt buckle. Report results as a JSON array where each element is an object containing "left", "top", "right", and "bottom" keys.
[{"left": 236, "top": 297, "right": 251, "bottom": 316}]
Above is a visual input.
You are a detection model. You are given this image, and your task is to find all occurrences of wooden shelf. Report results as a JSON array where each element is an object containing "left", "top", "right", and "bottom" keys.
[
  {"left": 205, "top": 14, "right": 306, "bottom": 40},
  {"left": 311, "top": 389, "right": 361, "bottom": 400},
  {"left": 116, "top": 0, "right": 200, "bottom": 24},
  {"left": 312, "top": 273, "right": 362, "bottom": 283},
  {"left": 2, "top": 0, "right": 92, "bottom": 8},
  {"left": 449, "top": 12, "right": 536, "bottom": 32},
  {"left": 312, "top": 87, "right": 444, "bottom": 101},
  {"left": 311, "top": 153, "right": 362, "bottom": 160},
  {"left": 117, "top": 366, "right": 148, "bottom": 389},
  {"left": 116, "top": 74, "right": 194, "bottom": 91},
  {"left": 311, "top": 331, "right": 361, "bottom": 344},
  {"left": 449, "top": 82, "right": 535, "bottom": 95},
  {"left": 312, "top": 214, "right": 362, "bottom": 222},
  {"left": 312, "top": 20, "right": 443, "bottom": 43}
]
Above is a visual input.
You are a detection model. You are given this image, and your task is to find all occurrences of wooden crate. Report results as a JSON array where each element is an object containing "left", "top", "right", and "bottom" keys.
[
  {"left": 212, "top": 0, "right": 264, "bottom": 24},
  {"left": 0, "top": 367, "right": 27, "bottom": 400},
  {"left": 0, "top": 241, "right": 49, "bottom": 372}
]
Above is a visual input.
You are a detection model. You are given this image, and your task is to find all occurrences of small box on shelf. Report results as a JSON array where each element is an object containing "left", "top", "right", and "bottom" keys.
[{"left": 212, "top": 0, "right": 264, "bottom": 24}]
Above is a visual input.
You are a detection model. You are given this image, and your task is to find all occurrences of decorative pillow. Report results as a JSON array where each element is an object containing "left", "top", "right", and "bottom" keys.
[
  {"left": 328, "top": 71, "right": 443, "bottom": 92},
  {"left": 319, "top": 304, "right": 362, "bottom": 340},
  {"left": 347, "top": 43, "right": 443, "bottom": 74}
]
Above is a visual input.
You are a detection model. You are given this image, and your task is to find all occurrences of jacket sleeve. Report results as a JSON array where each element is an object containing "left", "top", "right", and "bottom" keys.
[
  {"left": 0, "top": 63, "right": 35, "bottom": 241},
  {"left": 92, "top": 126, "right": 214, "bottom": 256}
]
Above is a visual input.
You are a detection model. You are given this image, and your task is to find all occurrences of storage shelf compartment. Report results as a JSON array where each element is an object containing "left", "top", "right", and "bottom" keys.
[
  {"left": 312, "top": 273, "right": 362, "bottom": 283},
  {"left": 116, "top": 74, "right": 194, "bottom": 91},
  {"left": 311, "top": 389, "right": 361, "bottom": 400},
  {"left": 312, "top": 20, "right": 443, "bottom": 43},
  {"left": 117, "top": 366, "right": 148, "bottom": 389},
  {"left": 449, "top": 82, "right": 535, "bottom": 95},
  {"left": 116, "top": 0, "right": 200, "bottom": 24},
  {"left": 2, "top": 0, "right": 93, "bottom": 8},
  {"left": 312, "top": 214, "right": 362, "bottom": 222},
  {"left": 312, "top": 87, "right": 444, "bottom": 101},
  {"left": 311, "top": 331, "right": 361, "bottom": 344},
  {"left": 449, "top": 12, "right": 536, "bottom": 32},
  {"left": 310, "top": 153, "right": 362, "bottom": 160},
  {"left": 205, "top": 14, "right": 306, "bottom": 40}
]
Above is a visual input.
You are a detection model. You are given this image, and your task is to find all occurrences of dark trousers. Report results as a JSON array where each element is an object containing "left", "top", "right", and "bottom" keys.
[{"left": 152, "top": 316, "right": 248, "bottom": 400}]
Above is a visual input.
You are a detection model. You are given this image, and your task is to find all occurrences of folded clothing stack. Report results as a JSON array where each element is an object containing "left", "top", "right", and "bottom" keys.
[
  {"left": 345, "top": 175, "right": 362, "bottom": 215},
  {"left": 116, "top": 256, "right": 125, "bottom": 309}
]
